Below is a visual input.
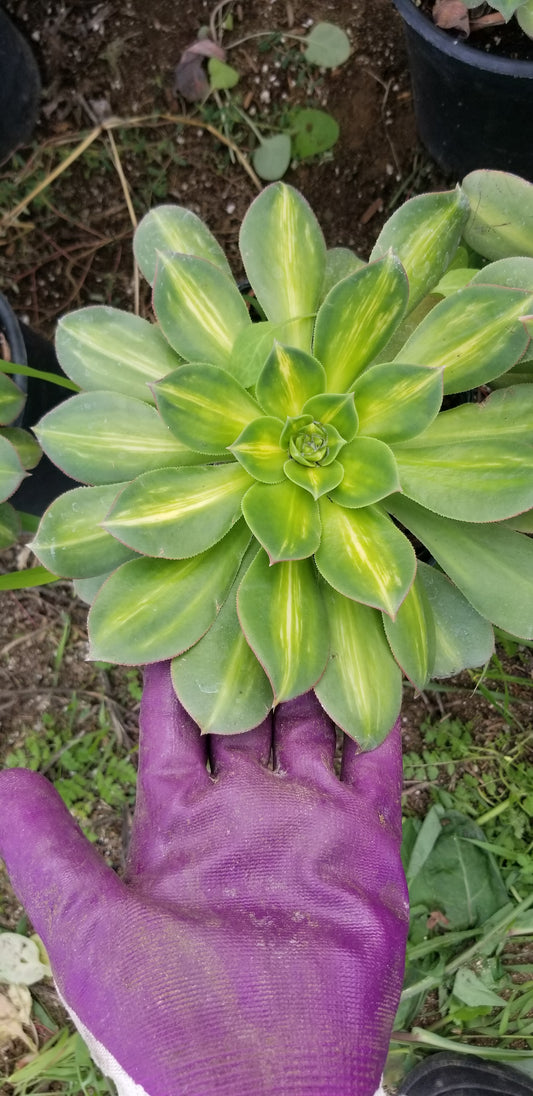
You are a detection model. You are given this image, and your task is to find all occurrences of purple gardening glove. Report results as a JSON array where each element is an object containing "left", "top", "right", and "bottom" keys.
[{"left": 0, "top": 662, "right": 408, "bottom": 1096}]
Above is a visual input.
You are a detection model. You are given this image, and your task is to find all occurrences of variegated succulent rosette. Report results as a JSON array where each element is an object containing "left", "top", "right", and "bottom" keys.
[{"left": 32, "top": 176, "right": 533, "bottom": 747}]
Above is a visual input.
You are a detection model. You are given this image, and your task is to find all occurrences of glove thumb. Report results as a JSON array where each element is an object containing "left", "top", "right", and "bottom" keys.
[{"left": 0, "top": 768, "right": 123, "bottom": 982}]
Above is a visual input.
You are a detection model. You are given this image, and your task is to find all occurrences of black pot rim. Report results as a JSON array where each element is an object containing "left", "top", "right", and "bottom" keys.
[{"left": 392, "top": 0, "right": 533, "bottom": 77}]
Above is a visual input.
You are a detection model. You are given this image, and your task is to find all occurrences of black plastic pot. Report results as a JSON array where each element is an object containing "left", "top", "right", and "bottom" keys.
[
  {"left": 0, "top": 293, "right": 78, "bottom": 516},
  {"left": 0, "top": 8, "right": 40, "bottom": 163},
  {"left": 392, "top": 0, "right": 533, "bottom": 180}
]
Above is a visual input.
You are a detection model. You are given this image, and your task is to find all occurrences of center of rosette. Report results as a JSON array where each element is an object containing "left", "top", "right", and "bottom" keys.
[{"left": 289, "top": 421, "right": 329, "bottom": 466}]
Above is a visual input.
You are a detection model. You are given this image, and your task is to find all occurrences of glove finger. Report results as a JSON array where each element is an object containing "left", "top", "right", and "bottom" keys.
[
  {"left": 209, "top": 715, "right": 272, "bottom": 774},
  {"left": 341, "top": 718, "right": 403, "bottom": 840},
  {"left": 0, "top": 768, "right": 122, "bottom": 975},
  {"left": 127, "top": 662, "right": 211, "bottom": 874},
  {"left": 273, "top": 691, "right": 337, "bottom": 787}
]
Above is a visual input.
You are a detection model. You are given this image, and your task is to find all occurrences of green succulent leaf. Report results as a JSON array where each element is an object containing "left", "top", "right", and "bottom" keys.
[
  {"left": 393, "top": 388, "right": 533, "bottom": 521},
  {"left": 171, "top": 547, "right": 273, "bottom": 734},
  {"left": 31, "top": 484, "right": 140, "bottom": 578},
  {"left": 227, "top": 321, "right": 282, "bottom": 389},
  {"left": 0, "top": 501, "right": 20, "bottom": 549},
  {"left": 55, "top": 308, "right": 182, "bottom": 403},
  {"left": 73, "top": 572, "right": 111, "bottom": 606},
  {"left": 241, "top": 479, "right": 320, "bottom": 562},
  {"left": 313, "top": 253, "right": 409, "bottom": 392},
  {"left": 104, "top": 464, "right": 251, "bottom": 559},
  {"left": 229, "top": 416, "right": 285, "bottom": 483},
  {"left": 315, "top": 499, "right": 416, "bottom": 616},
  {"left": 255, "top": 343, "right": 326, "bottom": 419},
  {"left": 382, "top": 570, "right": 435, "bottom": 689},
  {"left": 133, "top": 204, "right": 232, "bottom": 286},
  {"left": 502, "top": 508, "right": 533, "bottom": 532},
  {"left": 0, "top": 427, "right": 41, "bottom": 469},
  {"left": 35, "top": 392, "right": 202, "bottom": 485},
  {"left": 0, "top": 434, "right": 25, "bottom": 502},
  {"left": 240, "top": 183, "right": 326, "bottom": 351},
  {"left": 388, "top": 493, "right": 533, "bottom": 639},
  {"left": 283, "top": 457, "right": 344, "bottom": 499},
  {"left": 0, "top": 373, "right": 25, "bottom": 426},
  {"left": 469, "top": 256, "right": 533, "bottom": 291},
  {"left": 88, "top": 520, "right": 251, "bottom": 663},
  {"left": 321, "top": 247, "right": 365, "bottom": 299},
  {"left": 237, "top": 551, "right": 329, "bottom": 702},
  {"left": 461, "top": 171, "right": 533, "bottom": 261},
  {"left": 395, "top": 285, "right": 533, "bottom": 393},
  {"left": 370, "top": 187, "right": 470, "bottom": 310},
  {"left": 517, "top": 1, "right": 533, "bottom": 38},
  {"left": 352, "top": 363, "right": 443, "bottom": 444},
  {"left": 417, "top": 561, "right": 494, "bottom": 678},
  {"left": 314, "top": 583, "right": 402, "bottom": 747},
  {"left": 330, "top": 437, "right": 400, "bottom": 508},
  {"left": 153, "top": 252, "right": 251, "bottom": 369},
  {"left": 155, "top": 364, "right": 260, "bottom": 455},
  {"left": 301, "top": 391, "right": 358, "bottom": 441}
]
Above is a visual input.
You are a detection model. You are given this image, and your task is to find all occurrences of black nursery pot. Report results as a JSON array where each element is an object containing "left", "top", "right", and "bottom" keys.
[{"left": 392, "top": 0, "right": 533, "bottom": 181}]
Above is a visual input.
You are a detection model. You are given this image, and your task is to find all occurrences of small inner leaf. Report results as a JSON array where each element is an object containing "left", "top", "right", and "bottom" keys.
[
  {"left": 229, "top": 416, "right": 285, "bottom": 483},
  {"left": 241, "top": 479, "right": 321, "bottom": 562},
  {"left": 256, "top": 343, "right": 326, "bottom": 419},
  {"left": 283, "top": 457, "right": 344, "bottom": 499}
]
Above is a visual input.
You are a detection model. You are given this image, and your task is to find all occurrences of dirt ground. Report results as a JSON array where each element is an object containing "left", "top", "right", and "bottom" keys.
[{"left": 1, "top": 0, "right": 533, "bottom": 1086}]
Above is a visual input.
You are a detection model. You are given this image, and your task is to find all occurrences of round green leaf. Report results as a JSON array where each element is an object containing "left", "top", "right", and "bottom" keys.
[
  {"left": 256, "top": 343, "right": 326, "bottom": 419},
  {"left": 155, "top": 364, "right": 261, "bottom": 454},
  {"left": 32, "top": 484, "right": 138, "bottom": 578},
  {"left": 252, "top": 135, "right": 292, "bottom": 182},
  {"left": 237, "top": 551, "right": 329, "bottom": 702},
  {"left": 35, "top": 392, "right": 201, "bottom": 485},
  {"left": 291, "top": 109, "right": 339, "bottom": 158},
  {"left": 229, "top": 416, "right": 285, "bottom": 483},
  {"left": 330, "top": 437, "right": 400, "bottom": 508},
  {"left": 241, "top": 479, "right": 320, "bottom": 562},
  {"left": 153, "top": 252, "right": 251, "bottom": 370},
  {"left": 313, "top": 254, "right": 409, "bottom": 392},
  {"left": 104, "top": 464, "right": 251, "bottom": 559},
  {"left": 208, "top": 57, "right": 239, "bottom": 90},
  {"left": 133, "top": 204, "right": 232, "bottom": 286},
  {"left": 303, "top": 23, "right": 351, "bottom": 68},
  {"left": 88, "top": 520, "right": 251, "bottom": 664},
  {"left": 56, "top": 308, "right": 182, "bottom": 403},
  {"left": 171, "top": 546, "right": 273, "bottom": 735},
  {"left": 315, "top": 499, "right": 416, "bottom": 616},
  {"left": 352, "top": 363, "right": 443, "bottom": 444},
  {"left": 314, "top": 584, "right": 402, "bottom": 748},
  {"left": 240, "top": 183, "right": 326, "bottom": 352}
]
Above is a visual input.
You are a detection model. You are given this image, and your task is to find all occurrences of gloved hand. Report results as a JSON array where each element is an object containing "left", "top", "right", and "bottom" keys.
[{"left": 0, "top": 662, "right": 408, "bottom": 1096}]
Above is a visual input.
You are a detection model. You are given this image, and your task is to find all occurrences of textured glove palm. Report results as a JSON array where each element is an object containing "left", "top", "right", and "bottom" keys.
[{"left": 0, "top": 662, "right": 408, "bottom": 1096}]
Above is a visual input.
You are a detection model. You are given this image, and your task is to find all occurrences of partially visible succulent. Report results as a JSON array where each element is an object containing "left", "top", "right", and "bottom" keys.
[
  {"left": 433, "top": 0, "right": 533, "bottom": 39},
  {"left": 0, "top": 375, "right": 40, "bottom": 547},
  {"left": 32, "top": 179, "right": 533, "bottom": 746}
]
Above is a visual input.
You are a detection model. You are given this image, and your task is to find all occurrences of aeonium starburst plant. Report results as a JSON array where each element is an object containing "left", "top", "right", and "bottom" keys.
[
  {"left": 0, "top": 374, "right": 41, "bottom": 548},
  {"left": 31, "top": 181, "right": 533, "bottom": 747}
]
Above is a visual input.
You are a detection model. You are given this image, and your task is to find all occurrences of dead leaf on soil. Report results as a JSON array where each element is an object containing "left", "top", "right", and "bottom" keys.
[
  {"left": 174, "top": 38, "right": 226, "bottom": 102},
  {"left": 0, "top": 985, "right": 37, "bottom": 1052},
  {"left": 427, "top": 909, "right": 451, "bottom": 930},
  {"left": 433, "top": 0, "right": 471, "bottom": 36}
]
